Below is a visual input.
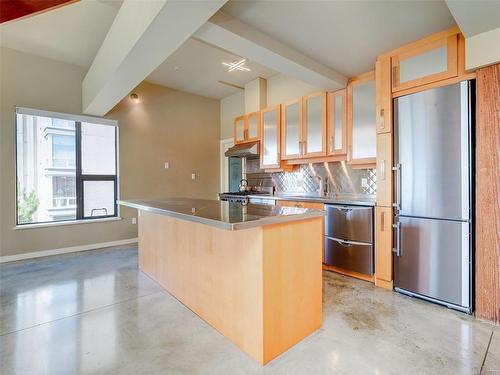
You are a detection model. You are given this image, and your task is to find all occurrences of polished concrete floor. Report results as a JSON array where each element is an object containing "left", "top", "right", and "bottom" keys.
[{"left": 0, "top": 245, "right": 498, "bottom": 375}]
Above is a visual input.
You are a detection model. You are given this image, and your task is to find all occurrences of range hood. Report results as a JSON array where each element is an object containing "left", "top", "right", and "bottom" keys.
[{"left": 225, "top": 141, "right": 259, "bottom": 158}]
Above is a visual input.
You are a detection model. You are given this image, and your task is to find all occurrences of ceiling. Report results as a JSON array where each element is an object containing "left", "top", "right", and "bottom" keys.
[
  {"left": 146, "top": 38, "right": 276, "bottom": 99},
  {"left": 221, "top": 0, "right": 457, "bottom": 77},
  {"left": 0, "top": 0, "right": 121, "bottom": 67}
]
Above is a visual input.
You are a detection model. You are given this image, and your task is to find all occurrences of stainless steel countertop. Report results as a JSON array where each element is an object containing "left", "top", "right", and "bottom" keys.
[
  {"left": 118, "top": 198, "right": 325, "bottom": 231},
  {"left": 248, "top": 192, "right": 376, "bottom": 206}
]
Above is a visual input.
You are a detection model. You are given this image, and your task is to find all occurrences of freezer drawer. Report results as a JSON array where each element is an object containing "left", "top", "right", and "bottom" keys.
[
  {"left": 324, "top": 236, "right": 374, "bottom": 275},
  {"left": 324, "top": 204, "right": 373, "bottom": 243},
  {"left": 394, "top": 216, "right": 470, "bottom": 309}
]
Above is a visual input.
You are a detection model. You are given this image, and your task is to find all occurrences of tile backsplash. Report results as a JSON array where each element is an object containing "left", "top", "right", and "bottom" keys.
[{"left": 245, "top": 159, "right": 376, "bottom": 195}]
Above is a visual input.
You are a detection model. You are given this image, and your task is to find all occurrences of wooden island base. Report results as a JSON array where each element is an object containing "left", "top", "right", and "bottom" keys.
[{"left": 138, "top": 211, "right": 323, "bottom": 364}]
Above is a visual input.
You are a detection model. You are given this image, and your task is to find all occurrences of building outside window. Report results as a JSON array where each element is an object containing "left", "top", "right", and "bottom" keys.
[{"left": 16, "top": 108, "right": 118, "bottom": 225}]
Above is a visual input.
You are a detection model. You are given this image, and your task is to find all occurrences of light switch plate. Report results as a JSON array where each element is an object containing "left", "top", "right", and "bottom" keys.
[
  {"left": 191, "top": 173, "right": 196, "bottom": 180},
  {"left": 131, "top": 217, "right": 137, "bottom": 225},
  {"left": 164, "top": 162, "right": 169, "bottom": 169}
]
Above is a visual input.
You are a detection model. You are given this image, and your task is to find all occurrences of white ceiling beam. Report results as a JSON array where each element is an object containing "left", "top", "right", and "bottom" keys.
[
  {"left": 82, "top": 0, "right": 228, "bottom": 116},
  {"left": 194, "top": 13, "right": 347, "bottom": 91}
]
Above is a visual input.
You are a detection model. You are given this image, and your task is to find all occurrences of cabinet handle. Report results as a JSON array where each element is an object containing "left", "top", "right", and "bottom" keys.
[
  {"left": 303, "top": 140, "right": 307, "bottom": 155},
  {"left": 381, "top": 211, "right": 385, "bottom": 231},
  {"left": 379, "top": 109, "right": 385, "bottom": 130},
  {"left": 347, "top": 145, "right": 352, "bottom": 162},
  {"left": 330, "top": 136, "right": 334, "bottom": 152},
  {"left": 298, "top": 141, "right": 303, "bottom": 155}
]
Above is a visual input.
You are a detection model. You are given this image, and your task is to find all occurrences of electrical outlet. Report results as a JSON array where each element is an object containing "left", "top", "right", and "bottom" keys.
[
  {"left": 361, "top": 178, "right": 368, "bottom": 188},
  {"left": 191, "top": 173, "right": 196, "bottom": 180},
  {"left": 164, "top": 162, "right": 169, "bottom": 169},
  {"left": 131, "top": 217, "right": 137, "bottom": 225}
]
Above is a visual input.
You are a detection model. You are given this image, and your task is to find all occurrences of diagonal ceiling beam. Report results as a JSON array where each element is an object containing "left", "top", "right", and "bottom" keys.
[
  {"left": 82, "top": 0, "right": 228, "bottom": 116},
  {"left": 194, "top": 12, "right": 347, "bottom": 91}
]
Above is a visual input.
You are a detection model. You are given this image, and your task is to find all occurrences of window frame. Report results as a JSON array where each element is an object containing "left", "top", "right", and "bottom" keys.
[{"left": 15, "top": 107, "right": 120, "bottom": 227}]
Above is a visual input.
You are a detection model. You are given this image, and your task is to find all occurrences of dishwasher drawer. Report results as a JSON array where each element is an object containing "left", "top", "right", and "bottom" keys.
[
  {"left": 325, "top": 205, "right": 373, "bottom": 243},
  {"left": 324, "top": 236, "right": 374, "bottom": 275}
]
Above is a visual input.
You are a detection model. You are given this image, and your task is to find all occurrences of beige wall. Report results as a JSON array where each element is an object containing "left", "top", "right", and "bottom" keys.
[
  {"left": 0, "top": 47, "right": 220, "bottom": 258},
  {"left": 466, "top": 27, "right": 500, "bottom": 70},
  {"left": 220, "top": 90, "right": 244, "bottom": 139}
]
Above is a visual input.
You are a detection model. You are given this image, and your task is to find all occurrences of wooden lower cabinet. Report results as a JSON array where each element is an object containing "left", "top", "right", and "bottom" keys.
[
  {"left": 375, "top": 206, "right": 393, "bottom": 289},
  {"left": 276, "top": 200, "right": 324, "bottom": 210}
]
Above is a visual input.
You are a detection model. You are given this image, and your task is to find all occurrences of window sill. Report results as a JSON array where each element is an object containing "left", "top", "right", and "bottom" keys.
[{"left": 14, "top": 216, "right": 122, "bottom": 230}]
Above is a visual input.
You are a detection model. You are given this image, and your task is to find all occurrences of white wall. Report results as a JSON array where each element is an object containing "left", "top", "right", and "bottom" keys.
[
  {"left": 220, "top": 90, "right": 245, "bottom": 139},
  {"left": 466, "top": 27, "right": 500, "bottom": 70}
]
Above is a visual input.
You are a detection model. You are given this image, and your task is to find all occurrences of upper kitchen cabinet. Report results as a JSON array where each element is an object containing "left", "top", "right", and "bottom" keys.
[
  {"left": 281, "top": 92, "right": 327, "bottom": 160},
  {"left": 347, "top": 71, "right": 376, "bottom": 167},
  {"left": 260, "top": 105, "right": 281, "bottom": 170},
  {"left": 233, "top": 111, "right": 260, "bottom": 144},
  {"left": 281, "top": 98, "right": 303, "bottom": 159},
  {"left": 327, "top": 89, "right": 347, "bottom": 156},
  {"left": 303, "top": 92, "right": 327, "bottom": 157},
  {"left": 391, "top": 30, "right": 458, "bottom": 93}
]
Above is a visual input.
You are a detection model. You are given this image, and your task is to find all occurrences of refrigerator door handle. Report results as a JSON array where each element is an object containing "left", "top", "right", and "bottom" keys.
[
  {"left": 392, "top": 163, "right": 402, "bottom": 212},
  {"left": 392, "top": 221, "right": 401, "bottom": 256}
]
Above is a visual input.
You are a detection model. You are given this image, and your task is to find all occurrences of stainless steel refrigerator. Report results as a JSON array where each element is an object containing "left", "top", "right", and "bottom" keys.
[{"left": 393, "top": 80, "right": 473, "bottom": 313}]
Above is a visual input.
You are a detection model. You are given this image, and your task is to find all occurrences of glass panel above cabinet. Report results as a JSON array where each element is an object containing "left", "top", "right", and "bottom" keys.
[
  {"left": 304, "top": 94, "right": 325, "bottom": 156},
  {"left": 399, "top": 45, "right": 447, "bottom": 84},
  {"left": 327, "top": 90, "right": 346, "bottom": 156}
]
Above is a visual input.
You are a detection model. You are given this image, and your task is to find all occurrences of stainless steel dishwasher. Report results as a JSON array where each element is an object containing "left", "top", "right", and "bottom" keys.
[{"left": 324, "top": 204, "right": 374, "bottom": 276}]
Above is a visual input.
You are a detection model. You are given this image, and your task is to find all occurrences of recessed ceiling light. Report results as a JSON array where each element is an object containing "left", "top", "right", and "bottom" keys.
[{"left": 222, "top": 58, "right": 251, "bottom": 72}]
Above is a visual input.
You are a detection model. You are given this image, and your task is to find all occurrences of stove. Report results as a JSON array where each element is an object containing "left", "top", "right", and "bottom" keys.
[{"left": 219, "top": 188, "right": 273, "bottom": 204}]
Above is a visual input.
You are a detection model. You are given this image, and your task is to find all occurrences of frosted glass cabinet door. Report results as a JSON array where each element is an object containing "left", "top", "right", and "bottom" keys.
[
  {"left": 304, "top": 93, "right": 326, "bottom": 156},
  {"left": 327, "top": 90, "right": 346, "bottom": 156},
  {"left": 234, "top": 116, "right": 246, "bottom": 144},
  {"left": 247, "top": 112, "right": 259, "bottom": 140},
  {"left": 351, "top": 79, "right": 376, "bottom": 161},
  {"left": 261, "top": 106, "right": 280, "bottom": 169},
  {"left": 392, "top": 34, "right": 458, "bottom": 92},
  {"left": 282, "top": 100, "right": 302, "bottom": 159}
]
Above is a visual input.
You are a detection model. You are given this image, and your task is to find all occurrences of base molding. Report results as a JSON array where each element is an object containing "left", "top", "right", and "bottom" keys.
[
  {"left": 375, "top": 278, "right": 393, "bottom": 290},
  {"left": 0, "top": 238, "right": 138, "bottom": 264}
]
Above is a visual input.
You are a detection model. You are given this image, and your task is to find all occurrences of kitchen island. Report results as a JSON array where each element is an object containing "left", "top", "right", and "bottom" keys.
[{"left": 119, "top": 198, "right": 324, "bottom": 364}]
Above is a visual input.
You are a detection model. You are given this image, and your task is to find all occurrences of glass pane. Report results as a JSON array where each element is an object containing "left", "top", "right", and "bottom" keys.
[
  {"left": 334, "top": 95, "right": 343, "bottom": 150},
  {"left": 285, "top": 103, "right": 300, "bottom": 155},
  {"left": 81, "top": 122, "right": 116, "bottom": 175},
  {"left": 399, "top": 45, "right": 447, "bottom": 84},
  {"left": 83, "top": 180, "right": 115, "bottom": 217},
  {"left": 262, "top": 110, "right": 278, "bottom": 166},
  {"left": 16, "top": 113, "right": 76, "bottom": 224},
  {"left": 306, "top": 96, "right": 323, "bottom": 153},
  {"left": 228, "top": 157, "right": 242, "bottom": 192},
  {"left": 248, "top": 114, "right": 258, "bottom": 138},
  {"left": 235, "top": 119, "right": 245, "bottom": 141},
  {"left": 352, "top": 81, "right": 376, "bottom": 159}
]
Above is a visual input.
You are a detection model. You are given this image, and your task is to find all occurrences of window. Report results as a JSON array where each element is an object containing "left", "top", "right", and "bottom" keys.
[{"left": 16, "top": 107, "right": 118, "bottom": 225}]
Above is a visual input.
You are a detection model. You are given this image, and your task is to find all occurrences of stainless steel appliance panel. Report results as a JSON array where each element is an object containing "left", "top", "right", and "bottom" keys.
[
  {"left": 394, "top": 82, "right": 470, "bottom": 221},
  {"left": 394, "top": 216, "right": 470, "bottom": 309},
  {"left": 324, "top": 205, "right": 373, "bottom": 243},
  {"left": 324, "top": 237, "right": 373, "bottom": 275}
]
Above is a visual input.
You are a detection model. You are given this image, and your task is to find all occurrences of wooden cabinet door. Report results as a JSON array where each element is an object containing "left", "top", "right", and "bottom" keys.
[
  {"left": 375, "top": 206, "right": 392, "bottom": 283},
  {"left": 260, "top": 105, "right": 281, "bottom": 169},
  {"left": 247, "top": 111, "right": 260, "bottom": 141},
  {"left": 375, "top": 56, "right": 392, "bottom": 134},
  {"left": 303, "top": 92, "right": 327, "bottom": 157},
  {"left": 281, "top": 99, "right": 303, "bottom": 159},
  {"left": 234, "top": 115, "right": 246, "bottom": 144},
  {"left": 391, "top": 33, "right": 458, "bottom": 93},
  {"left": 327, "top": 89, "right": 347, "bottom": 156},
  {"left": 277, "top": 200, "right": 324, "bottom": 210},
  {"left": 376, "top": 133, "right": 393, "bottom": 207},
  {"left": 347, "top": 71, "right": 376, "bottom": 166}
]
